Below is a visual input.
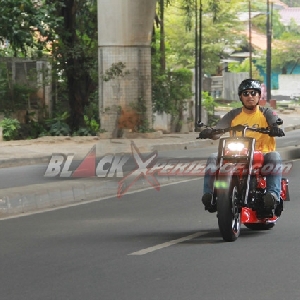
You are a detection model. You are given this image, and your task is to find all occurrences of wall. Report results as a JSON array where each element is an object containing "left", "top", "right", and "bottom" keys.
[
  {"left": 271, "top": 74, "right": 300, "bottom": 99},
  {"left": 153, "top": 112, "right": 171, "bottom": 132},
  {"left": 258, "top": 63, "right": 300, "bottom": 90},
  {"left": 223, "top": 72, "right": 249, "bottom": 101}
]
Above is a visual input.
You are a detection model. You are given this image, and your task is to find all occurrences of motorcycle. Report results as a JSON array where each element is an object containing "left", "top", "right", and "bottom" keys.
[{"left": 197, "top": 120, "right": 290, "bottom": 242}]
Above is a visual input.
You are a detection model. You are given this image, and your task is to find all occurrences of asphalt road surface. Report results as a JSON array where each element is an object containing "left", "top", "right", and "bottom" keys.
[
  {"left": 0, "top": 158, "right": 299, "bottom": 300},
  {"left": 1, "top": 129, "right": 300, "bottom": 189}
]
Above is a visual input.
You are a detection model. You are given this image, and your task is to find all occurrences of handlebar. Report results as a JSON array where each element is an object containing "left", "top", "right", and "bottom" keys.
[
  {"left": 212, "top": 124, "right": 270, "bottom": 136},
  {"left": 196, "top": 118, "right": 284, "bottom": 139}
]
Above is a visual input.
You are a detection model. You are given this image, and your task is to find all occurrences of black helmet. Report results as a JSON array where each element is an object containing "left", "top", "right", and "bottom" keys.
[{"left": 238, "top": 79, "right": 261, "bottom": 96}]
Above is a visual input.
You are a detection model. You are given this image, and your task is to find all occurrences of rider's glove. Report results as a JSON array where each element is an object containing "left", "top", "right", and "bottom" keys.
[
  {"left": 269, "top": 126, "right": 285, "bottom": 137},
  {"left": 198, "top": 128, "right": 214, "bottom": 139}
]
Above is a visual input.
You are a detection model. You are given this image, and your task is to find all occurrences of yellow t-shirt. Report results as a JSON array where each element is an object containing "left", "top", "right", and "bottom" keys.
[
  {"left": 216, "top": 106, "right": 279, "bottom": 153},
  {"left": 230, "top": 109, "right": 275, "bottom": 152}
]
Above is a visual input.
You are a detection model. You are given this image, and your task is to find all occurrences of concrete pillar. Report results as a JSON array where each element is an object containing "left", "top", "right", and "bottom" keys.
[{"left": 98, "top": 0, "right": 156, "bottom": 136}]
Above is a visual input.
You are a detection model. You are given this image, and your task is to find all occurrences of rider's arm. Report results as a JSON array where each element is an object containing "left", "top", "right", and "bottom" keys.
[
  {"left": 260, "top": 107, "right": 281, "bottom": 127},
  {"left": 215, "top": 108, "right": 242, "bottom": 129},
  {"left": 212, "top": 108, "right": 243, "bottom": 139}
]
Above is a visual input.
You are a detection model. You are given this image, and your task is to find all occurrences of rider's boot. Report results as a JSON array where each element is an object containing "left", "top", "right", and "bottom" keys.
[
  {"left": 202, "top": 193, "right": 217, "bottom": 213},
  {"left": 263, "top": 192, "right": 280, "bottom": 215}
]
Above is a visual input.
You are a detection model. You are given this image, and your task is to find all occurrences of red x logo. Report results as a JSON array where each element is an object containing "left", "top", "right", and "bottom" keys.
[{"left": 117, "top": 142, "right": 159, "bottom": 198}]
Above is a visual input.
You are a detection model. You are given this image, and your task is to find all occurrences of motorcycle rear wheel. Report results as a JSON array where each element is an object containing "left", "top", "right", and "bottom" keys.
[
  {"left": 217, "top": 185, "right": 241, "bottom": 242},
  {"left": 244, "top": 223, "right": 275, "bottom": 230}
]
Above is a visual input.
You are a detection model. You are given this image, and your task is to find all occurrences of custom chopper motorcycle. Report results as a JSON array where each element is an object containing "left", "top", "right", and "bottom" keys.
[{"left": 197, "top": 121, "right": 290, "bottom": 242}]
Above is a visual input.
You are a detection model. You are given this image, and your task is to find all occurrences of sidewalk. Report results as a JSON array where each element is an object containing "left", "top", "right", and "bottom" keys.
[
  {"left": 0, "top": 132, "right": 218, "bottom": 168},
  {"left": 0, "top": 109, "right": 300, "bottom": 217},
  {"left": 0, "top": 132, "right": 220, "bottom": 217},
  {"left": 0, "top": 109, "right": 299, "bottom": 168}
]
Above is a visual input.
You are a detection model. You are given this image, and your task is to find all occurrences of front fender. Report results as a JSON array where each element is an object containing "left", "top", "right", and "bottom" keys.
[{"left": 214, "top": 163, "right": 237, "bottom": 190}]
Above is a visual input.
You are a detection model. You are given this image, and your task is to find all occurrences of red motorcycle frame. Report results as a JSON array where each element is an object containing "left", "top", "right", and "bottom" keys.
[{"left": 202, "top": 123, "right": 290, "bottom": 242}]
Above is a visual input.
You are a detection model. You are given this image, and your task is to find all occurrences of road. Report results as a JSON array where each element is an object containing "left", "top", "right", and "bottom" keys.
[
  {"left": 1, "top": 129, "right": 300, "bottom": 190},
  {"left": 0, "top": 158, "right": 299, "bottom": 299}
]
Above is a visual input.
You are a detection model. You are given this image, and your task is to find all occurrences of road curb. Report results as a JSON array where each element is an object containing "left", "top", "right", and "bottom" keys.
[
  {"left": 0, "top": 176, "right": 194, "bottom": 217},
  {"left": 1, "top": 142, "right": 300, "bottom": 218},
  {"left": 0, "top": 156, "right": 50, "bottom": 168}
]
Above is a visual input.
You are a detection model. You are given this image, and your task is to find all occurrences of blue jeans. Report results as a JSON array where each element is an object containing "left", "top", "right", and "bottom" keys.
[{"left": 203, "top": 151, "right": 282, "bottom": 200}]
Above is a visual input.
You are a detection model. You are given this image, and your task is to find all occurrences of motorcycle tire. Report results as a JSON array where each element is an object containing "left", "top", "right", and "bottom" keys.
[
  {"left": 244, "top": 223, "right": 275, "bottom": 230},
  {"left": 217, "top": 184, "right": 241, "bottom": 242}
]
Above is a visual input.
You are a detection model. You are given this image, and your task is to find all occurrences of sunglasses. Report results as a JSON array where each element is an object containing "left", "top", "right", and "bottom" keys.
[{"left": 242, "top": 90, "right": 258, "bottom": 97}]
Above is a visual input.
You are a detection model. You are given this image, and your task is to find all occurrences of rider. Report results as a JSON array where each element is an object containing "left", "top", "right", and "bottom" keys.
[{"left": 199, "top": 79, "right": 285, "bottom": 213}]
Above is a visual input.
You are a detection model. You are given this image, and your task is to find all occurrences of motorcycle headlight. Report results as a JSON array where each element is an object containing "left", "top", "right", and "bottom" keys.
[
  {"left": 224, "top": 141, "right": 249, "bottom": 156},
  {"left": 227, "top": 142, "right": 245, "bottom": 152}
]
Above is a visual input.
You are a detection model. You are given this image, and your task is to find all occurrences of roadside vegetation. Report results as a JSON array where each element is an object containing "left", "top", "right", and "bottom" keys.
[{"left": 0, "top": 0, "right": 299, "bottom": 139}]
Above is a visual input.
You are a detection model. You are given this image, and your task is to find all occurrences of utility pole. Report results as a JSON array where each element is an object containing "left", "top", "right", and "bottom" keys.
[
  {"left": 266, "top": 0, "right": 272, "bottom": 102},
  {"left": 194, "top": 0, "right": 199, "bottom": 127},
  {"left": 198, "top": 0, "right": 202, "bottom": 122},
  {"left": 249, "top": 0, "right": 252, "bottom": 78}
]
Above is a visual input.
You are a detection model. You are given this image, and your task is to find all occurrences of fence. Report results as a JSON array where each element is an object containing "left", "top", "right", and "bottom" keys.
[
  {"left": 223, "top": 72, "right": 248, "bottom": 101},
  {"left": 0, "top": 58, "right": 51, "bottom": 122}
]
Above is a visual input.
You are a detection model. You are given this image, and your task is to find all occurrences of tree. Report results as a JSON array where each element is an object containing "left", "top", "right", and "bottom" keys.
[
  {"left": 229, "top": 58, "right": 262, "bottom": 79},
  {"left": 169, "top": 68, "right": 193, "bottom": 131},
  {"left": 0, "top": 0, "right": 62, "bottom": 57},
  {"left": 0, "top": 0, "right": 98, "bottom": 132},
  {"left": 250, "top": 4, "right": 300, "bottom": 75},
  {"left": 280, "top": 0, "right": 300, "bottom": 6},
  {"left": 47, "top": 0, "right": 98, "bottom": 131},
  {"left": 164, "top": 0, "right": 245, "bottom": 74}
]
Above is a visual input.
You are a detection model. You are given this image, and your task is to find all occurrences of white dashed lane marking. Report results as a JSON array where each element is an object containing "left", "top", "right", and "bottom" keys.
[{"left": 128, "top": 231, "right": 207, "bottom": 255}]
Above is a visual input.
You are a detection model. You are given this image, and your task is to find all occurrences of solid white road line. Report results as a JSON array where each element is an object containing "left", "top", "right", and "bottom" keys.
[
  {"left": 0, "top": 178, "right": 202, "bottom": 221},
  {"left": 128, "top": 231, "right": 207, "bottom": 255}
]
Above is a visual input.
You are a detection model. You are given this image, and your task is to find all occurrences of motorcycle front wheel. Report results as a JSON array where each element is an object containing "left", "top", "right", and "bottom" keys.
[{"left": 217, "top": 184, "right": 241, "bottom": 242}]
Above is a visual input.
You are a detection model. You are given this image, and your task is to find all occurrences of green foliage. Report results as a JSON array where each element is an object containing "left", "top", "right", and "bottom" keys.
[
  {"left": 228, "top": 58, "right": 262, "bottom": 80},
  {"left": 72, "top": 90, "right": 103, "bottom": 136},
  {"left": 152, "top": 58, "right": 193, "bottom": 125},
  {"left": 0, "top": 62, "right": 40, "bottom": 112},
  {"left": 280, "top": 0, "right": 300, "bottom": 7},
  {"left": 202, "top": 91, "right": 220, "bottom": 127},
  {"left": 250, "top": 4, "right": 300, "bottom": 74},
  {"left": 255, "top": 29, "right": 300, "bottom": 74},
  {"left": 152, "top": 72, "right": 171, "bottom": 113},
  {"left": 251, "top": 10, "right": 286, "bottom": 39},
  {"left": 18, "top": 121, "right": 44, "bottom": 140},
  {"left": 164, "top": 0, "right": 244, "bottom": 73},
  {"left": 130, "top": 97, "right": 153, "bottom": 133},
  {"left": 102, "top": 62, "right": 130, "bottom": 82},
  {"left": 0, "top": 63, "right": 7, "bottom": 108},
  {"left": 74, "top": 115, "right": 100, "bottom": 136},
  {"left": 169, "top": 69, "right": 193, "bottom": 106},
  {"left": 169, "top": 68, "right": 193, "bottom": 131},
  {"left": 0, "top": 0, "right": 63, "bottom": 57},
  {"left": 50, "top": 0, "right": 99, "bottom": 130},
  {"left": 45, "top": 112, "right": 70, "bottom": 136},
  {"left": 151, "top": 34, "right": 172, "bottom": 113},
  {"left": 202, "top": 91, "right": 217, "bottom": 114},
  {"left": 286, "top": 18, "right": 300, "bottom": 35},
  {"left": 152, "top": 66, "right": 193, "bottom": 115},
  {"left": 0, "top": 118, "right": 20, "bottom": 141}
]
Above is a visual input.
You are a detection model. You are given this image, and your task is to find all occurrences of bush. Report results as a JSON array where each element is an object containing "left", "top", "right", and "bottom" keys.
[
  {"left": 0, "top": 118, "right": 20, "bottom": 141},
  {"left": 44, "top": 112, "right": 70, "bottom": 136},
  {"left": 73, "top": 115, "right": 100, "bottom": 136}
]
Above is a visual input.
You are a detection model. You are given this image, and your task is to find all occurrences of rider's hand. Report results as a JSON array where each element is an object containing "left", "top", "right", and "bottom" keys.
[
  {"left": 198, "top": 128, "right": 214, "bottom": 139},
  {"left": 269, "top": 127, "right": 285, "bottom": 137}
]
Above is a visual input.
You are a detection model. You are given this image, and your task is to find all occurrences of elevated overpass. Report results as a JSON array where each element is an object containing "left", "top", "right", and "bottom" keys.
[{"left": 97, "top": 0, "right": 157, "bottom": 136}]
